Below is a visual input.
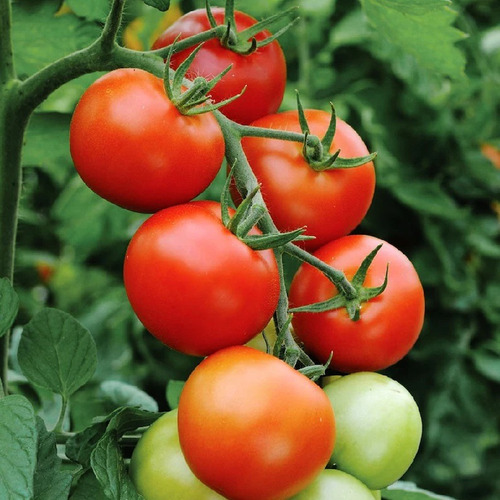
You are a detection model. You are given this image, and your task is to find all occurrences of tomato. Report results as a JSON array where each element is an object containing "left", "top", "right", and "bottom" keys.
[
  {"left": 240, "top": 110, "right": 376, "bottom": 251},
  {"left": 291, "top": 469, "right": 379, "bottom": 500},
  {"left": 123, "top": 201, "right": 280, "bottom": 356},
  {"left": 152, "top": 8, "right": 287, "bottom": 124},
  {"left": 177, "top": 345, "right": 335, "bottom": 500},
  {"left": 70, "top": 68, "right": 224, "bottom": 213},
  {"left": 129, "top": 410, "right": 224, "bottom": 500},
  {"left": 289, "top": 234, "right": 425, "bottom": 372},
  {"left": 322, "top": 372, "right": 422, "bottom": 490}
]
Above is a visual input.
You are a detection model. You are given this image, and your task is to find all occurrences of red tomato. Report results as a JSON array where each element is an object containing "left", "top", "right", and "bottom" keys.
[
  {"left": 123, "top": 201, "right": 280, "bottom": 356},
  {"left": 70, "top": 68, "right": 224, "bottom": 213},
  {"left": 178, "top": 345, "right": 336, "bottom": 500},
  {"left": 289, "top": 235, "right": 425, "bottom": 372},
  {"left": 152, "top": 8, "right": 287, "bottom": 124},
  {"left": 240, "top": 110, "right": 376, "bottom": 251}
]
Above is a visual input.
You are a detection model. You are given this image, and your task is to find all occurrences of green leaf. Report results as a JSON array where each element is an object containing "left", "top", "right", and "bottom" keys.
[
  {"left": 143, "top": 0, "right": 170, "bottom": 12},
  {"left": 166, "top": 379, "right": 185, "bottom": 409},
  {"left": 99, "top": 380, "right": 159, "bottom": 413},
  {"left": 66, "top": 0, "right": 111, "bottom": 22},
  {"left": 23, "top": 113, "right": 73, "bottom": 186},
  {"left": 69, "top": 470, "right": 108, "bottom": 500},
  {"left": 11, "top": 0, "right": 101, "bottom": 78},
  {"left": 360, "top": 0, "right": 467, "bottom": 79},
  {"left": 33, "top": 418, "right": 73, "bottom": 500},
  {"left": 0, "top": 395, "right": 37, "bottom": 500},
  {"left": 0, "top": 278, "right": 19, "bottom": 337},
  {"left": 383, "top": 481, "right": 457, "bottom": 499},
  {"left": 18, "top": 308, "right": 97, "bottom": 398}
]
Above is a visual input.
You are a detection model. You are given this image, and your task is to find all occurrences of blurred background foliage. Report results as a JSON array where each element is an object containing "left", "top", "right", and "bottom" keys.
[{"left": 9, "top": 0, "right": 500, "bottom": 499}]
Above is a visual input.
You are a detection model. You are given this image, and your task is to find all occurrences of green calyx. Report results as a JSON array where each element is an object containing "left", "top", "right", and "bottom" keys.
[
  {"left": 289, "top": 245, "right": 389, "bottom": 321},
  {"left": 296, "top": 92, "right": 377, "bottom": 172},
  {"left": 221, "top": 163, "right": 310, "bottom": 251},
  {"left": 164, "top": 38, "right": 245, "bottom": 115},
  {"left": 205, "top": 0, "right": 298, "bottom": 56}
]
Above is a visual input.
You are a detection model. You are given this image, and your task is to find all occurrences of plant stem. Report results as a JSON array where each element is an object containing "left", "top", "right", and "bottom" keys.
[
  {"left": 0, "top": 0, "right": 15, "bottom": 84},
  {"left": 54, "top": 395, "right": 69, "bottom": 433}
]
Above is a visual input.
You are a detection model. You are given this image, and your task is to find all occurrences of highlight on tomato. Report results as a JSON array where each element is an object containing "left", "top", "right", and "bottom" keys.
[
  {"left": 177, "top": 345, "right": 336, "bottom": 500},
  {"left": 70, "top": 68, "right": 224, "bottom": 213},
  {"left": 123, "top": 201, "right": 280, "bottom": 357},
  {"left": 152, "top": 7, "right": 287, "bottom": 124},
  {"left": 240, "top": 109, "right": 376, "bottom": 251},
  {"left": 289, "top": 234, "right": 425, "bottom": 372}
]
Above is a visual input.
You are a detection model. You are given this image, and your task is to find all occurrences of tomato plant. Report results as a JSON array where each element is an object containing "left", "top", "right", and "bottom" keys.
[
  {"left": 289, "top": 234, "right": 425, "bottom": 372},
  {"left": 130, "top": 409, "right": 224, "bottom": 500},
  {"left": 123, "top": 200, "right": 280, "bottom": 356},
  {"left": 70, "top": 68, "right": 224, "bottom": 213},
  {"left": 152, "top": 7, "right": 287, "bottom": 124},
  {"left": 322, "top": 372, "right": 422, "bottom": 490},
  {"left": 240, "top": 110, "right": 376, "bottom": 251},
  {"left": 291, "top": 469, "right": 380, "bottom": 500},
  {"left": 177, "top": 345, "right": 335, "bottom": 500}
]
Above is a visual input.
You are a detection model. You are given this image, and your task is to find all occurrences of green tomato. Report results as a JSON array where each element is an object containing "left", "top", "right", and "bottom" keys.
[
  {"left": 291, "top": 469, "right": 378, "bottom": 499},
  {"left": 323, "top": 372, "right": 422, "bottom": 490},
  {"left": 129, "top": 409, "right": 224, "bottom": 500}
]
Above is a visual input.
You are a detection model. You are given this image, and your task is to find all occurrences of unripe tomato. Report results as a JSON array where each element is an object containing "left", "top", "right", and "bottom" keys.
[
  {"left": 178, "top": 346, "right": 336, "bottom": 500},
  {"left": 129, "top": 410, "right": 224, "bottom": 500},
  {"left": 70, "top": 68, "right": 224, "bottom": 213},
  {"left": 152, "top": 8, "right": 287, "bottom": 124},
  {"left": 291, "top": 469, "right": 379, "bottom": 500},
  {"left": 323, "top": 372, "right": 422, "bottom": 490}
]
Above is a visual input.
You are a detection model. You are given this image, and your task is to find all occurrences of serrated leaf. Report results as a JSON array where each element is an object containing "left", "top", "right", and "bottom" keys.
[
  {"left": 33, "top": 418, "right": 73, "bottom": 500},
  {"left": 11, "top": 0, "right": 101, "bottom": 78},
  {"left": 0, "top": 278, "right": 19, "bottom": 337},
  {"left": 384, "top": 481, "right": 457, "bottom": 499},
  {"left": 361, "top": 0, "right": 467, "bottom": 79},
  {"left": 143, "top": 0, "right": 170, "bottom": 12},
  {"left": 18, "top": 308, "right": 97, "bottom": 398},
  {"left": 0, "top": 395, "right": 37, "bottom": 500},
  {"left": 166, "top": 379, "right": 185, "bottom": 409},
  {"left": 23, "top": 113, "right": 73, "bottom": 186},
  {"left": 100, "top": 381, "right": 158, "bottom": 413}
]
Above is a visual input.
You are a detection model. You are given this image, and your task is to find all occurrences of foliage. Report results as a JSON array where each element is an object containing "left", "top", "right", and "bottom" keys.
[{"left": 1, "top": 0, "right": 499, "bottom": 499}]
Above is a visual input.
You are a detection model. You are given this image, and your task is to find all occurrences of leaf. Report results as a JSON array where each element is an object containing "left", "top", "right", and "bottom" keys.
[
  {"left": 166, "top": 379, "right": 185, "bottom": 409},
  {"left": 33, "top": 418, "right": 73, "bottom": 500},
  {"left": 360, "top": 0, "right": 467, "bottom": 79},
  {"left": 383, "top": 481, "right": 458, "bottom": 499},
  {"left": 99, "top": 381, "right": 159, "bottom": 413},
  {"left": 18, "top": 308, "right": 97, "bottom": 398},
  {"left": 143, "top": 0, "right": 170, "bottom": 12},
  {"left": 0, "top": 395, "right": 37, "bottom": 500},
  {"left": 23, "top": 113, "right": 73, "bottom": 186},
  {"left": 11, "top": 0, "right": 101, "bottom": 78},
  {"left": 66, "top": 0, "right": 111, "bottom": 22},
  {"left": 69, "top": 470, "right": 108, "bottom": 500},
  {"left": 0, "top": 278, "right": 19, "bottom": 337},
  {"left": 392, "top": 180, "right": 463, "bottom": 219}
]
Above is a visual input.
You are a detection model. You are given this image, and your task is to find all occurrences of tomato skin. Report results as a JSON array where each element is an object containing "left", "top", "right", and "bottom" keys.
[
  {"left": 178, "top": 345, "right": 336, "bottom": 500},
  {"left": 240, "top": 110, "right": 376, "bottom": 251},
  {"left": 289, "top": 235, "right": 425, "bottom": 372},
  {"left": 152, "top": 8, "right": 287, "bottom": 125},
  {"left": 70, "top": 68, "right": 224, "bottom": 213},
  {"left": 123, "top": 201, "right": 280, "bottom": 356},
  {"left": 129, "top": 410, "right": 225, "bottom": 500}
]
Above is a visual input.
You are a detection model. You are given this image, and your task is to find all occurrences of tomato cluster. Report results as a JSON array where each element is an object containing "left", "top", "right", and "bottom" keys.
[{"left": 69, "top": 4, "right": 425, "bottom": 499}]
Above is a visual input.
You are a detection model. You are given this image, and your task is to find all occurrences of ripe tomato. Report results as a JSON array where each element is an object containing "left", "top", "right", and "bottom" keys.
[
  {"left": 289, "top": 235, "right": 425, "bottom": 372},
  {"left": 152, "top": 8, "right": 287, "bottom": 124},
  {"left": 177, "top": 346, "right": 335, "bottom": 500},
  {"left": 123, "top": 201, "right": 280, "bottom": 357},
  {"left": 291, "top": 469, "right": 379, "bottom": 500},
  {"left": 70, "top": 68, "right": 224, "bottom": 213},
  {"left": 240, "top": 110, "right": 376, "bottom": 251},
  {"left": 130, "top": 410, "right": 224, "bottom": 500},
  {"left": 322, "top": 372, "right": 422, "bottom": 490}
]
